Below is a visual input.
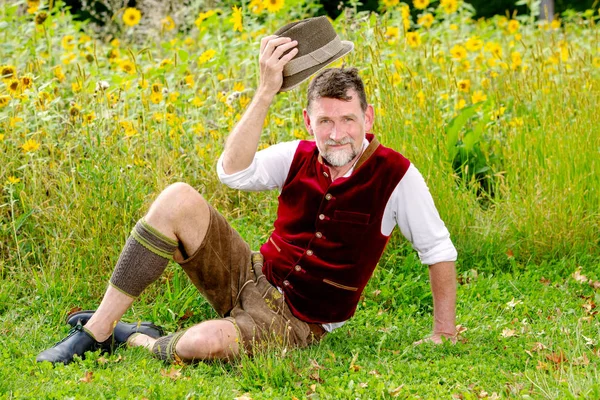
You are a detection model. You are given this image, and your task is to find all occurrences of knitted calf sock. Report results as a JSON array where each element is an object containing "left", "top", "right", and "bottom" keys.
[
  {"left": 152, "top": 331, "right": 186, "bottom": 362},
  {"left": 109, "top": 218, "right": 178, "bottom": 297}
]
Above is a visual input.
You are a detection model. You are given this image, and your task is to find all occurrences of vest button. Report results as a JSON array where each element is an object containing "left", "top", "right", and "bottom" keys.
[
  {"left": 315, "top": 232, "right": 323, "bottom": 238},
  {"left": 306, "top": 249, "right": 313, "bottom": 256},
  {"left": 294, "top": 265, "right": 301, "bottom": 272},
  {"left": 319, "top": 214, "right": 325, "bottom": 220},
  {"left": 325, "top": 193, "right": 332, "bottom": 200},
  {"left": 323, "top": 171, "right": 329, "bottom": 178},
  {"left": 283, "top": 280, "right": 290, "bottom": 286}
]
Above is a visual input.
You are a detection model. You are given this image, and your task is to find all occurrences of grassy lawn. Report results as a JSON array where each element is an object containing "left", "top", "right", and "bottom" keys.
[{"left": 2, "top": 252, "right": 599, "bottom": 398}]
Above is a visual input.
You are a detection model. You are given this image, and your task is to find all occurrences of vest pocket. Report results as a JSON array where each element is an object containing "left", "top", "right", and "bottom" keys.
[
  {"left": 323, "top": 279, "right": 358, "bottom": 291},
  {"left": 333, "top": 210, "right": 370, "bottom": 225}
]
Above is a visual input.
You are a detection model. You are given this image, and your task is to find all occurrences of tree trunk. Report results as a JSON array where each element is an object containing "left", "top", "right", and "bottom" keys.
[{"left": 540, "top": 0, "right": 555, "bottom": 21}]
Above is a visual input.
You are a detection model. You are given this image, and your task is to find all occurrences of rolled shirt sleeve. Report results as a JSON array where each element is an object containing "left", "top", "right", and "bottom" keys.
[
  {"left": 382, "top": 164, "right": 458, "bottom": 265},
  {"left": 217, "top": 140, "right": 300, "bottom": 191}
]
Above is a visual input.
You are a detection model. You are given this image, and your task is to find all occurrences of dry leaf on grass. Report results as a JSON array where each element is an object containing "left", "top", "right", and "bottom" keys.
[
  {"left": 234, "top": 394, "right": 253, "bottom": 400},
  {"left": 389, "top": 385, "right": 404, "bottom": 397},
  {"left": 309, "top": 372, "right": 324, "bottom": 383},
  {"left": 573, "top": 353, "right": 590, "bottom": 366},
  {"left": 546, "top": 350, "right": 567, "bottom": 365},
  {"left": 79, "top": 371, "right": 93, "bottom": 383},
  {"left": 572, "top": 268, "right": 588, "bottom": 283},
  {"left": 501, "top": 328, "right": 516, "bottom": 338},
  {"left": 97, "top": 356, "right": 109, "bottom": 364},
  {"left": 310, "top": 359, "right": 324, "bottom": 370},
  {"left": 506, "top": 298, "right": 522, "bottom": 308},
  {"left": 531, "top": 342, "right": 547, "bottom": 352},
  {"left": 160, "top": 367, "right": 182, "bottom": 380}
]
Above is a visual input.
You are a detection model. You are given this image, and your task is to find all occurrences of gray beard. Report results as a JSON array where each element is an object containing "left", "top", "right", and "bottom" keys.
[{"left": 319, "top": 138, "right": 359, "bottom": 167}]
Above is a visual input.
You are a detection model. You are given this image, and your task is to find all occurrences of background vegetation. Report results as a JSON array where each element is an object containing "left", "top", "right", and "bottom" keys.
[{"left": 1, "top": 0, "right": 599, "bottom": 398}]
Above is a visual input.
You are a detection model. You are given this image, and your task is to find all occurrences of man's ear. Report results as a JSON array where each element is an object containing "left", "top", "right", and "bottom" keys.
[
  {"left": 364, "top": 104, "right": 374, "bottom": 132},
  {"left": 303, "top": 109, "right": 314, "bottom": 136}
]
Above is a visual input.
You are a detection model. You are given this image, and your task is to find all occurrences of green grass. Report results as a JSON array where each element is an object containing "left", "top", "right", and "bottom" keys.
[
  {"left": 2, "top": 255, "right": 599, "bottom": 398},
  {"left": 1, "top": 0, "right": 600, "bottom": 398}
]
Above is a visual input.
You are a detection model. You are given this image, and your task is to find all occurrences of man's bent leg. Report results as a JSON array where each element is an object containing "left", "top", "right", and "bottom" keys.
[
  {"left": 85, "top": 183, "right": 209, "bottom": 341},
  {"left": 38, "top": 183, "right": 211, "bottom": 364}
]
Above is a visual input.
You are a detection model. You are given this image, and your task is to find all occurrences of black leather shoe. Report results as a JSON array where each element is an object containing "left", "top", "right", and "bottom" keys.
[
  {"left": 66, "top": 310, "right": 164, "bottom": 345},
  {"left": 36, "top": 324, "right": 112, "bottom": 365}
]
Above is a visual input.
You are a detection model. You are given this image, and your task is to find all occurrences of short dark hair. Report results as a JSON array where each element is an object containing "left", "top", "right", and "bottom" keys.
[{"left": 306, "top": 67, "right": 368, "bottom": 113}]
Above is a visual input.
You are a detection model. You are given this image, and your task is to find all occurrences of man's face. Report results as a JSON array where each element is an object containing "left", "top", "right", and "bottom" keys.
[{"left": 303, "top": 89, "right": 374, "bottom": 168}]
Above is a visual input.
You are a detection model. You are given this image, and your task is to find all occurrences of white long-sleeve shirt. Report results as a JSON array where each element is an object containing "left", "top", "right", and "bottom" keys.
[{"left": 217, "top": 139, "right": 457, "bottom": 266}]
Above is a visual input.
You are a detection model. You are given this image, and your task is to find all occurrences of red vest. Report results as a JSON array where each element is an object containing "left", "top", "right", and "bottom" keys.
[{"left": 260, "top": 134, "right": 411, "bottom": 323}]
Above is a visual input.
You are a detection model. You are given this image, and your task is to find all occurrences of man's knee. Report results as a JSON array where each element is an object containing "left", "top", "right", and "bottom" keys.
[
  {"left": 178, "top": 321, "right": 239, "bottom": 360},
  {"left": 148, "top": 182, "right": 208, "bottom": 223}
]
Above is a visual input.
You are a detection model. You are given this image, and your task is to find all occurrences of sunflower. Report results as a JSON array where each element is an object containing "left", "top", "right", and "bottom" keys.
[
  {"left": 0, "top": 95, "right": 10, "bottom": 108},
  {"left": 21, "top": 75, "right": 34, "bottom": 89},
  {"left": 507, "top": 19, "right": 520, "bottom": 34},
  {"left": 123, "top": 8, "right": 142, "bottom": 27},
  {"left": 440, "top": 0, "right": 458, "bottom": 14},
  {"left": 450, "top": 45, "right": 467, "bottom": 60},
  {"left": 413, "top": 0, "right": 429, "bottom": 10},
  {"left": 22, "top": 139, "right": 41, "bottom": 153},
  {"left": 406, "top": 32, "right": 421, "bottom": 48},
  {"left": 7, "top": 78, "right": 21, "bottom": 95},
  {"left": 61, "top": 35, "right": 76, "bottom": 51},
  {"left": 465, "top": 36, "right": 483, "bottom": 52},
  {"left": 119, "top": 60, "right": 136, "bottom": 74},
  {"left": 151, "top": 83, "right": 163, "bottom": 93},
  {"left": 457, "top": 79, "right": 471, "bottom": 93},
  {"left": 418, "top": 13, "right": 434, "bottom": 28},
  {"left": 264, "top": 0, "right": 285, "bottom": 13},
  {"left": 1, "top": 65, "right": 16, "bottom": 80},
  {"left": 35, "top": 12, "right": 48, "bottom": 25},
  {"left": 381, "top": 0, "right": 400, "bottom": 8},
  {"left": 198, "top": 49, "right": 216, "bottom": 64},
  {"left": 471, "top": 91, "right": 487, "bottom": 104},
  {"left": 162, "top": 16, "right": 176, "bottom": 31},
  {"left": 231, "top": 6, "right": 243, "bottom": 32},
  {"left": 249, "top": 0, "right": 265, "bottom": 14}
]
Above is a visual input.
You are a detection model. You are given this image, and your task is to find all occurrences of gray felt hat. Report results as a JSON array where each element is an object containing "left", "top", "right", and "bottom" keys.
[{"left": 274, "top": 16, "right": 354, "bottom": 93}]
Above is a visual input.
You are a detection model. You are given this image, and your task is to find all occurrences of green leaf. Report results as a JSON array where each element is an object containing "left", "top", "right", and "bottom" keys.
[
  {"left": 178, "top": 49, "right": 189, "bottom": 63},
  {"left": 14, "top": 209, "right": 34, "bottom": 233},
  {"left": 463, "top": 116, "right": 488, "bottom": 151},
  {"left": 446, "top": 105, "right": 477, "bottom": 158}
]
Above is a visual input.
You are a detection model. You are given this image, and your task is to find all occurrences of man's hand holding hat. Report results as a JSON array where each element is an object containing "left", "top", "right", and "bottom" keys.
[
  {"left": 257, "top": 36, "right": 299, "bottom": 99},
  {"left": 258, "top": 16, "right": 354, "bottom": 96}
]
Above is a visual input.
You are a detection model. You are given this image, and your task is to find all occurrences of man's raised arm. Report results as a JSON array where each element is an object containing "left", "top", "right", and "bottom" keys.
[{"left": 221, "top": 36, "right": 298, "bottom": 175}]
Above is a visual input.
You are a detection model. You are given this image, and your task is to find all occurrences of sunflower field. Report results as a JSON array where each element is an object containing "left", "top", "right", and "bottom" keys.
[{"left": 1, "top": 0, "right": 599, "bottom": 398}]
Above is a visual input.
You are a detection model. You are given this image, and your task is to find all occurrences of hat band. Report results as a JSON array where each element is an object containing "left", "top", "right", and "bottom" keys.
[{"left": 283, "top": 35, "right": 343, "bottom": 77}]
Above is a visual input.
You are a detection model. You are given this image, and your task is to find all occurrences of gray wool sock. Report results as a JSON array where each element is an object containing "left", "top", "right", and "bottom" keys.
[{"left": 109, "top": 218, "right": 178, "bottom": 297}]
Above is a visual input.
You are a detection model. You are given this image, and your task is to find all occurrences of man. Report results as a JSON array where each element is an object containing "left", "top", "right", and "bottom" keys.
[{"left": 37, "top": 28, "right": 457, "bottom": 366}]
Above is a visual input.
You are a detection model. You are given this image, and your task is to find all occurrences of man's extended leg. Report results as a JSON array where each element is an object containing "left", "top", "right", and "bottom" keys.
[{"left": 37, "top": 182, "right": 212, "bottom": 363}]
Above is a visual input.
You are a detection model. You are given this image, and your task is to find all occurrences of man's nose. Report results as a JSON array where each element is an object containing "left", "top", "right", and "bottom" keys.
[{"left": 329, "top": 125, "right": 341, "bottom": 141}]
